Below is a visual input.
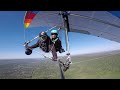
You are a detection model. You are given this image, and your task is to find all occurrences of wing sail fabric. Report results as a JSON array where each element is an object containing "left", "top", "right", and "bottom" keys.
[
  {"left": 24, "top": 11, "right": 39, "bottom": 28},
  {"left": 26, "top": 11, "right": 63, "bottom": 28},
  {"left": 68, "top": 11, "right": 120, "bottom": 43},
  {"left": 23, "top": 11, "right": 120, "bottom": 43}
]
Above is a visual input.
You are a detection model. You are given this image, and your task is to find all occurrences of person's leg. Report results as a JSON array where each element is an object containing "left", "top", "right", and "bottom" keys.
[{"left": 49, "top": 44, "right": 58, "bottom": 61}]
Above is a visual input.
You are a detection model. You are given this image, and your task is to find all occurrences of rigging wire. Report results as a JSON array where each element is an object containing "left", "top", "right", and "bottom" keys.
[{"left": 23, "top": 11, "right": 72, "bottom": 78}]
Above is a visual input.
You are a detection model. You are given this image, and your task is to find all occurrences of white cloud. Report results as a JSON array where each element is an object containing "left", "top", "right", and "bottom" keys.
[
  {"left": 1, "top": 41, "right": 120, "bottom": 59},
  {"left": 71, "top": 43, "right": 120, "bottom": 55}
]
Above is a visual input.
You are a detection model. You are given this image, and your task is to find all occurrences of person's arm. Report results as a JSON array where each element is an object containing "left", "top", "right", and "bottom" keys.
[
  {"left": 27, "top": 40, "right": 39, "bottom": 50},
  {"left": 58, "top": 39, "right": 62, "bottom": 48}
]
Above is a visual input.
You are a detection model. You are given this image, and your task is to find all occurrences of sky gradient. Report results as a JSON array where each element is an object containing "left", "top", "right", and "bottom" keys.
[{"left": 0, "top": 11, "right": 120, "bottom": 59}]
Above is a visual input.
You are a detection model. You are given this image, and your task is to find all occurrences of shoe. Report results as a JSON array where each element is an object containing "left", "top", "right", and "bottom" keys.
[
  {"left": 59, "top": 48, "right": 65, "bottom": 53},
  {"left": 66, "top": 53, "right": 70, "bottom": 55}
]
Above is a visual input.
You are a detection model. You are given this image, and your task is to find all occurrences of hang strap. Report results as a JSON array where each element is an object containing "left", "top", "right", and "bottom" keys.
[{"left": 52, "top": 37, "right": 59, "bottom": 44}]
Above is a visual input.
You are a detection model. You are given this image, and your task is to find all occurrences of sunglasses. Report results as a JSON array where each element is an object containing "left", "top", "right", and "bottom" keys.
[
  {"left": 51, "top": 33, "right": 58, "bottom": 35},
  {"left": 40, "top": 35, "right": 47, "bottom": 39}
]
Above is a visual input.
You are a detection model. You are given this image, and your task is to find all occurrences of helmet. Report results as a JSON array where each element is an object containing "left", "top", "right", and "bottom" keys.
[
  {"left": 39, "top": 32, "right": 47, "bottom": 37},
  {"left": 51, "top": 30, "right": 58, "bottom": 34},
  {"left": 51, "top": 30, "right": 58, "bottom": 35},
  {"left": 39, "top": 32, "right": 48, "bottom": 41}
]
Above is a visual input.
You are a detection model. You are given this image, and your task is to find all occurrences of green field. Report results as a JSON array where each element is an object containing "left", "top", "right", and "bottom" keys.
[
  {"left": 0, "top": 50, "right": 120, "bottom": 79},
  {"left": 65, "top": 51, "right": 120, "bottom": 79}
]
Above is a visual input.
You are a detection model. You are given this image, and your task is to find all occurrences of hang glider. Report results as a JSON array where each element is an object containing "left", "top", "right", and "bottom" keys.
[
  {"left": 23, "top": 11, "right": 120, "bottom": 78},
  {"left": 24, "top": 11, "right": 120, "bottom": 43}
]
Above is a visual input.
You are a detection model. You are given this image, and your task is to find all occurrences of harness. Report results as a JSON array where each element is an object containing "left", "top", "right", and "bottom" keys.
[
  {"left": 39, "top": 37, "right": 50, "bottom": 52},
  {"left": 51, "top": 37, "right": 58, "bottom": 44}
]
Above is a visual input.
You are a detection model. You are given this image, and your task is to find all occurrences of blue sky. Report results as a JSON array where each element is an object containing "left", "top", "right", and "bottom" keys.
[{"left": 0, "top": 11, "right": 120, "bottom": 59}]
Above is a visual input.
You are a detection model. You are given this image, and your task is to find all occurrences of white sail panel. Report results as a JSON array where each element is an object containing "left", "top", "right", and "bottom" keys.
[{"left": 25, "top": 11, "right": 120, "bottom": 43}]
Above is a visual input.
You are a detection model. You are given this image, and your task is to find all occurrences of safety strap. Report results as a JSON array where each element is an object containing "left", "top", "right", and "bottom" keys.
[{"left": 51, "top": 38, "right": 58, "bottom": 44}]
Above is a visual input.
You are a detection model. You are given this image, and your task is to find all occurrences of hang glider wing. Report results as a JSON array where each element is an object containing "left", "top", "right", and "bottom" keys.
[
  {"left": 24, "top": 11, "right": 63, "bottom": 28},
  {"left": 23, "top": 11, "right": 120, "bottom": 43},
  {"left": 68, "top": 11, "right": 120, "bottom": 43},
  {"left": 24, "top": 11, "right": 39, "bottom": 28}
]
